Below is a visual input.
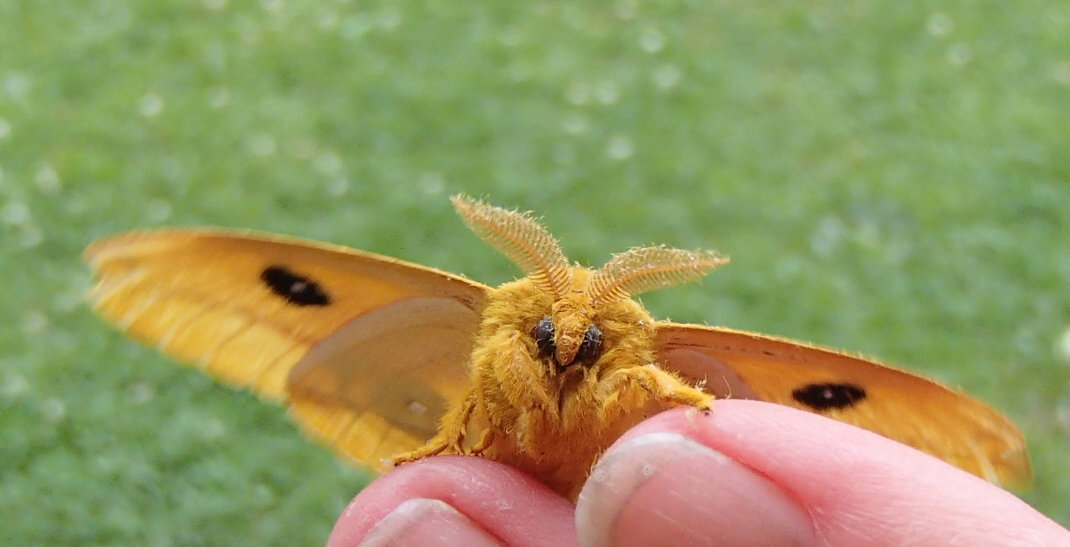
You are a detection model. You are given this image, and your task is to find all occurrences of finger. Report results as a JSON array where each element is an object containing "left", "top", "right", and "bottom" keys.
[
  {"left": 577, "top": 400, "right": 1067, "bottom": 546},
  {"left": 328, "top": 456, "right": 576, "bottom": 547}
]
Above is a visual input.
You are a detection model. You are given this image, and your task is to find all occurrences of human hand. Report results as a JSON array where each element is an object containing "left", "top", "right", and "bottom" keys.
[{"left": 328, "top": 400, "right": 1068, "bottom": 546}]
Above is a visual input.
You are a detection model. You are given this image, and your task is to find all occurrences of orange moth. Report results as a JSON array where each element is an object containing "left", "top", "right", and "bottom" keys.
[{"left": 85, "top": 195, "right": 1031, "bottom": 499}]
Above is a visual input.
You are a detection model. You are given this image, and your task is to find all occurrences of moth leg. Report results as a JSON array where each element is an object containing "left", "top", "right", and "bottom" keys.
[
  {"left": 470, "top": 428, "right": 495, "bottom": 456},
  {"left": 639, "top": 364, "right": 715, "bottom": 409},
  {"left": 599, "top": 364, "right": 714, "bottom": 415},
  {"left": 393, "top": 391, "right": 479, "bottom": 465}
]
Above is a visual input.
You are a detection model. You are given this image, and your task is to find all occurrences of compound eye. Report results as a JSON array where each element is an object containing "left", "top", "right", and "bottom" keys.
[
  {"left": 534, "top": 317, "right": 556, "bottom": 357},
  {"left": 575, "top": 324, "right": 603, "bottom": 364}
]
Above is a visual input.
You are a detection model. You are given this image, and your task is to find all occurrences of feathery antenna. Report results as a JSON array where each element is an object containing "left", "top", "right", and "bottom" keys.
[
  {"left": 451, "top": 195, "right": 573, "bottom": 297},
  {"left": 588, "top": 246, "right": 728, "bottom": 304}
]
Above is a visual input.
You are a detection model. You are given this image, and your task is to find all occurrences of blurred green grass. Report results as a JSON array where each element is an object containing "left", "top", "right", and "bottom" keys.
[{"left": 2, "top": 0, "right": 1068, "bottom": 543}]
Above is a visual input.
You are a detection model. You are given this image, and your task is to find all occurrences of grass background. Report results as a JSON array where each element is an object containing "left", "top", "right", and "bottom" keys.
[{"left": 3, "top": 0, "right": 1069, "bottom": 544}]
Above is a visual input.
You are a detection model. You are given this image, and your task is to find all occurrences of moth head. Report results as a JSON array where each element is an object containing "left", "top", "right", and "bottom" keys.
[
  {"left": 543, "top": 270, "right": 603, "bottom": 368},
  {"left": 452, "top": 195, "right": 728, "bottom": 370}
]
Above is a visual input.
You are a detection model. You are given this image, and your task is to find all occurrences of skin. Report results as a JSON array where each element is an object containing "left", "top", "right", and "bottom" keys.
[{"left": 330, "top": 400, "right": 1069, "bottom": 547}]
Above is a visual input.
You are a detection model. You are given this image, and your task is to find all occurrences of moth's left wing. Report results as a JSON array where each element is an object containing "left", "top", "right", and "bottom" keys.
[
  {"left": 654, "top": 322, "right": 1032, "bottom": 489},
  {"left": 86, "top": 229, "right": 491, "bottom": 471}
]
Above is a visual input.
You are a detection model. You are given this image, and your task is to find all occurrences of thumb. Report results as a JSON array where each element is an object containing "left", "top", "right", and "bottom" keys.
[{"left": 576, "top": 400, "right": 1066, "bottom": 546}]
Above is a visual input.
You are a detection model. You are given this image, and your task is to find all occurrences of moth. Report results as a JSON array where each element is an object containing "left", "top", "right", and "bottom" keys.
[{"left": 85, "top": 195, "right": 1031, "bottom": 499}]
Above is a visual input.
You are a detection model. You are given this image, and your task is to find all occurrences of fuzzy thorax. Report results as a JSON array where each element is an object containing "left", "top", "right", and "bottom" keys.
[{"left": 460, "top": 268, "right": 707, "bottom": 497}]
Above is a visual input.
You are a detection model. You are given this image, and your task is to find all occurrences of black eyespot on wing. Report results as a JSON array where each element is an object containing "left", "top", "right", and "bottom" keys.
[
  {"left": 534, "top": 317, "right": 556, "bottom": 357},
  {"left": 792, "top": 382, "right": 866, "bottom": 411},
  {"left": 260, "top": 265, "right": 331, "bottom": 306},
  {"left": 576, "top": 324, "right": 603, "bottom": 364}
]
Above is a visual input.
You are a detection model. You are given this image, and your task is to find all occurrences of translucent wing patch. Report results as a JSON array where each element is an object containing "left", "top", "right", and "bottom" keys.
[{"left": 286, "top": 297, "right": 479, "bottom": 468}]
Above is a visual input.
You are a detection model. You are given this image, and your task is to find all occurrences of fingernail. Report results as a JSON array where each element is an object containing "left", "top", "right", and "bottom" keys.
[
  {"left": 359, "top": 498, "right": 502, "bottom": 547},
  {"left": 576, "top": 433, "right": 814, "bottom": 547}
]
